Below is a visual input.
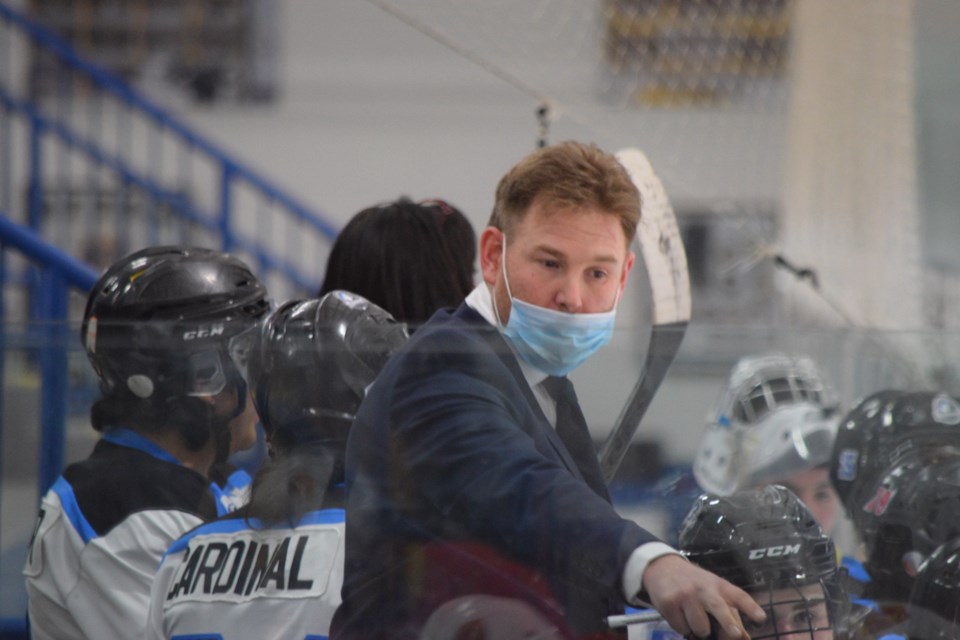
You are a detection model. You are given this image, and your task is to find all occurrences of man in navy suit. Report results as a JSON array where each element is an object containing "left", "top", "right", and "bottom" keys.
[{"left": 332, "top": 141, "right": 766, "bottom": 639}]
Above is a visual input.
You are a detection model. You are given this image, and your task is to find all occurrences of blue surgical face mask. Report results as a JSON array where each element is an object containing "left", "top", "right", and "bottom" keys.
[{"left": 493, "top": 236, "right": 620, "bottom": 377}]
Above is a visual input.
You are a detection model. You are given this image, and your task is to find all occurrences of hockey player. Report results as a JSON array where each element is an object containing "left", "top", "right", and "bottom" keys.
[
  {"left": 694, "top": 353, "right": 843, "bottom": 535},
  {"left": 829, "top": 390, "right": 960, "bottom": 518},
  {"left": 24, "top": 246, "right": 269, "bottom": 640},
  {"left": 147, "top": 291, "right": 408, "bottom": 639},
  {"left": 677, "top": 485, "right": 850, "bottom": 640},
  {"left": 829, "top": 392, "right": 960, "bottom": 595},
  {"left": 318, "top": 196, "right": 476, "bottom": 328}
]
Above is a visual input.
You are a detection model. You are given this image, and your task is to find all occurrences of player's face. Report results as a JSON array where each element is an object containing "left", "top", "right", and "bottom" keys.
[
  {"left": 480, "top": 198, "right": 635, "bottom": 322},
  {"left": 781, "top": 468, "right": 839, "bottom": 534},
  {"left": 746, "top": 583, "right": 833, "bottom": 640}
]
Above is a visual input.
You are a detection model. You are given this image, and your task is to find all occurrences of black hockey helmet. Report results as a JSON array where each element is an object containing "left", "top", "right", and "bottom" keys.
[
  {"left": 81, "top": 246, "right": 269, "bottom": 407},
  {"left": 679, "top": 485, "right": 846, "bottom": 640},
  {"left": 830, "top": 390, "right": 960, "bottom": 521},
  {"left": 248, "top": 290, "right": 408, "bottom": 454},
  {"left": 851, "top": 451, "right": 960, "bottom": 605},
  {"left": 906, "top": 536, "right": 960, "bottom": 640}
]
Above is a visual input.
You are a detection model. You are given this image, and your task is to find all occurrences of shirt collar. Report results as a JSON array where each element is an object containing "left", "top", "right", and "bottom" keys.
[{"left": 465, "top": 283, "right": 549, "bottom": 388}]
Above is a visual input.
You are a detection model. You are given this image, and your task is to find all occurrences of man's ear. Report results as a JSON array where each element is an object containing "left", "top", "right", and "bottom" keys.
[{"left": 479, "top": 227, "right": 505, "bottom": 287}]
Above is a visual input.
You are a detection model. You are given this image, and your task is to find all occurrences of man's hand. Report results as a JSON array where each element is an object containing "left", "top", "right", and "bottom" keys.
[{"left": 641, "top": 554, "right": 766, "bottom": 639}]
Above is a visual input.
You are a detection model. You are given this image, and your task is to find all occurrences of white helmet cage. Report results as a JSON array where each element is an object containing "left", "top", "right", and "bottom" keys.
[{"left": 694, "top": 353, "right": 841, "bottom": 495}]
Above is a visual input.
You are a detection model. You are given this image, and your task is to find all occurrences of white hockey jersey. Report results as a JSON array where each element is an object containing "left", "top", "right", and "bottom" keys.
[
  {"left": 23, "top": 428, "right": 249, "bottom": 640},
  {"left": 147, "top": 509, "right": 345, "bottom": 640}
]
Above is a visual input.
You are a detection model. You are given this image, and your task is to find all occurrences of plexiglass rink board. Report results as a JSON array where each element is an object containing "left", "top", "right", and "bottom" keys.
[{"left": 2, "top": 319, "right": 956, "bottom": 622}]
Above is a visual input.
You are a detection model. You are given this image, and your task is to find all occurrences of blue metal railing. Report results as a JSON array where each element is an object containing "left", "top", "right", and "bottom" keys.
[
  {"left": 0, "top": 1, "right": 339, "bottom": 301},
  {"left": 0, "top": 214, "right": 97, "bottom": 640},
  {"left": 0, "top": 213, "right": 97, "bottom": 491}
]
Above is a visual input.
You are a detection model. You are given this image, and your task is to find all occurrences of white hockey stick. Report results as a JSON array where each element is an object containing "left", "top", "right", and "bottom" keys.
[{"left": 598, "top": 148, "right": 692, "bottom": 484}]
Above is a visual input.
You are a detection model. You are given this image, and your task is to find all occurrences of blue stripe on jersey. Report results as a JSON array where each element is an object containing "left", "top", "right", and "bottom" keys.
[
  {"left": 103, "top": 428, "right": 183, "bottom": 465},
  {"left": 209, "top": 469, "right": 253, "bottom": 517},
  {"left": 52, "top": 477, "right": 97, "bottom": 544},
  {"left": 164, "top": 509, "right": 346, "bottom": 558}
]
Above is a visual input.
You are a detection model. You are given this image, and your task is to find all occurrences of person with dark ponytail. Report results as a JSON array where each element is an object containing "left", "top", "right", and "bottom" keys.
[
  {"left": 24, "top": 246, "right": 270, "bottom": 640},
  {"left": 147, "top": 291, "right": 408, "bottom": 640},
  {"left": 319, "top": 197, "right": 476, "bottom": 329}
]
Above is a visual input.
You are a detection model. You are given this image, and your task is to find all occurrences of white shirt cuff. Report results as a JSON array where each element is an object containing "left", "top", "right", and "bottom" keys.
[{"left": 622, "top": 542, "right": 684, "bottom": 605}]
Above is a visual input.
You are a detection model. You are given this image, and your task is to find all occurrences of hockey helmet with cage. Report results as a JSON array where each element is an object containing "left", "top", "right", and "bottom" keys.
[
  {"left": 81, "top": 246, "right": 269, "bottom": 410},
  {"left": 906, "top": 536, "right": 960, "bottom": 640},
  {"left": 248, "top": 290, "right": 408, "bottom": 454},
  {"left": 694, "top": 353, "right": 840, "bottom": 495},
  {"left": 849, "top": 450, "right": 960, "bottom": 605},
  {"left": 679, "top": 485, "right": 848, "bottom": 640},
  {"left": 830, "top": 390, "right": 960, "bottom": 523}
]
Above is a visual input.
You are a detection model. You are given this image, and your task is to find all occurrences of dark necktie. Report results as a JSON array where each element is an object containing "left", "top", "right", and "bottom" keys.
[{"left": 541, "top": 376, "right": 610, "bottom": 500}]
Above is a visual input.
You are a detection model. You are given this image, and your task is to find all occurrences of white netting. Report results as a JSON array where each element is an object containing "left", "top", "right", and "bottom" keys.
[
  {"left": 777, "top": 0, "right": 926, "bottom": 385},
  {"left": 365, "top": 0, "right": 791, "bottom": 207},
  {"left": 363, "top": 0, "right": 930, "bottom": 387},
  {"left": 780, "top": 0, "right": 921, "bottom": 332}
]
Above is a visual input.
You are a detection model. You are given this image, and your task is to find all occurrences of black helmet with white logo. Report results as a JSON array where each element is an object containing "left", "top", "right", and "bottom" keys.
[
  {"left": 830, "top": 390, "right": 960, "bottom": 519},
  {"left": 679, "top": 485, "right": 846, "bottom": 640},
  {"left": 81, "top": 246, "right": 269, "bottom": 429}
]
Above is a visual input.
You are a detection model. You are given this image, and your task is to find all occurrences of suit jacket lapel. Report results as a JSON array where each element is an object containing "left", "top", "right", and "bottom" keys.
[{"left": 451, "top": 305, "right": 589, "bottom": 484}]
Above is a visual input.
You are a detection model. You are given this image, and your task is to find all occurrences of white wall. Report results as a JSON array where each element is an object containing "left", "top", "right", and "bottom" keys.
[{"left": 174, "top": 0, "right": 786, "bottom": 236}]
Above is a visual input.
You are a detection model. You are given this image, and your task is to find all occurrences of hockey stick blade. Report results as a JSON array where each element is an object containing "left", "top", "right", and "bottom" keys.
[{"left": 598, "top": 148, "right": 691, "bottom": 484}]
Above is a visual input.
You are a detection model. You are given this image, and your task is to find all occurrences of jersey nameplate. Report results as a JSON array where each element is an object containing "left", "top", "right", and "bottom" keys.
[{"left": 164, "top": 526, "right": 339, "bottom": 605}]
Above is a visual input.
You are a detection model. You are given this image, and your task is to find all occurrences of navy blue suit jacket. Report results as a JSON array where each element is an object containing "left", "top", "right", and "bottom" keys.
[{"left": 332, "top": 304, "right": 659, "bottom": 638}]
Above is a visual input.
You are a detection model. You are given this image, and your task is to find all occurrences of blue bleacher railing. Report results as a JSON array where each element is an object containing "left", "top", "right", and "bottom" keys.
[
  {"left": 0, "top": 213, "right": 97, "bottom": 489},
  {"left": 0, "top": 1, "right": 339, "bottom": 300},
  {"left": 0, "top": 214, "right": 97, "bottom": 640}
]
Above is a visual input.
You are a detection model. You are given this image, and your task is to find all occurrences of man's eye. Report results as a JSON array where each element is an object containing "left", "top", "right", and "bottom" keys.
[
  {"left": 542, "top": 260, "right": 560, "bottom": 269},
  {"left": 591, "top": 269, "right": 607, "bottom": 280}
]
